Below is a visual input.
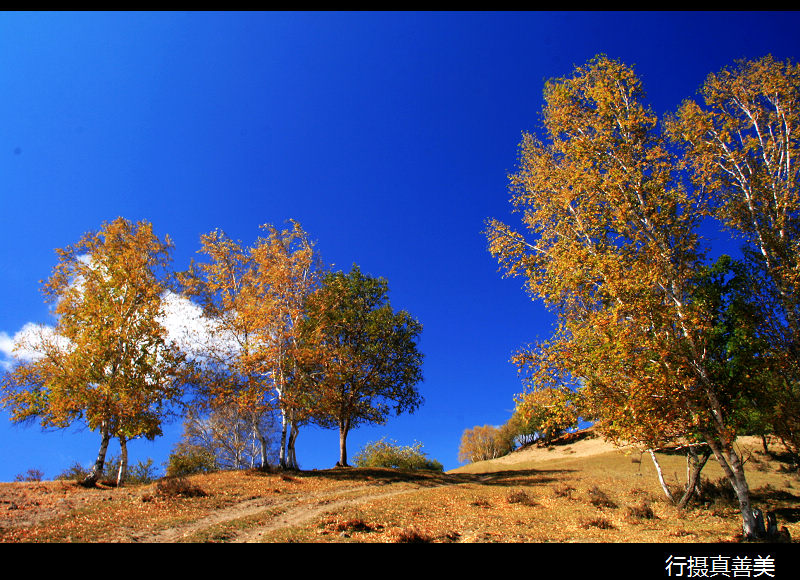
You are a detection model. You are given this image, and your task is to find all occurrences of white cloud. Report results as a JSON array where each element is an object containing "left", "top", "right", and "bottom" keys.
[
  {"left": 1, "top": 324, "right": 51, "bottom": 360},
  {"left": 0, "top": 322, "right": 70, "bottom": 371},
  {"left": 0, "top": 291, "right": 243, "bottom": 372},
  {"left": 0, "top": 331, "right": 14, "bottom": 359},
  {"left": 159, "top": 291, "right": 241, "bottom": 362},
  {"left": 0, "top": 331, "right": 15, "bottom": 371}
]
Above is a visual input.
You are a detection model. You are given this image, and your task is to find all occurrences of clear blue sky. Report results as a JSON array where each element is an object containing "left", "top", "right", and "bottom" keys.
[{"left": 1, "top": 11, "right": 798, "bottom": 481}]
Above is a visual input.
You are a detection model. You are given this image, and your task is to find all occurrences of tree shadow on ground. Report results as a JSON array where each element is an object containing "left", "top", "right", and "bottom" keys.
[
  {"left": 276, "top": 466, "right": 576, "bottom": 489},
  {"left": 468, "top": 468, "right": 577, "bottom": 487},
  {"left": 772, "top": 507, "right": 800, "bottom": 523},
  {"left": 289, "top": 467, "right": 485, "bottom": 487}
]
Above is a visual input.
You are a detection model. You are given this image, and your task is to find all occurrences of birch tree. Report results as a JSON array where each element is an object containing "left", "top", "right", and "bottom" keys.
[
  {"left": 486, "top": 56, "right": 768, "bottom": 538},
  {"left": 1, "top": 218, "right": 187, "bottom": 486},
  {"left": 670, "top": 55, "right": 800, "bottom": 459},
  {"left": 179, "top": 221, "right": 320, "bottom": 469}
]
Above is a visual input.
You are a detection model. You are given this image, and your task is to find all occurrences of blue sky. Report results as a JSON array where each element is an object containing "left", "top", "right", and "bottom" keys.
[{"left": 1, "top": 11, "right": 798, "bottom": 481}]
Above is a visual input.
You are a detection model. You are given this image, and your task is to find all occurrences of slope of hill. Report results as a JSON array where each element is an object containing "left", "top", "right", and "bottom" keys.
[
  {"left": 1, "top": 428, "right": 797, "bottom": 544},
  {"left": 449, "top": 427, "right": 629, "bottom": 473}
]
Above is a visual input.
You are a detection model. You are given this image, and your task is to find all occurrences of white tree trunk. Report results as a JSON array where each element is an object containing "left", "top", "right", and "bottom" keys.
[
  {"left": 648, "top": 449, "right": 675, "bottom": 503},
  {"left": 116, "top": 435, "right": 128, "bottom": 487},
  {"left": 83, "top": 421, "right": 111, "bottom": 487}
]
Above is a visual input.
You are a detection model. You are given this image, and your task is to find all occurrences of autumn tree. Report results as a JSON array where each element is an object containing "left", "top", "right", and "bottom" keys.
[
  {"left": 250, "top": 221, "right": 321, "bottom": 470},
  {"left": 179, "top": 220, "right": 321, "bottom": 470},
  {"left": 485, "top": 55, "right": 769, "bottom": 538},
  {"left": 457, "top": 424, "right": 514, "bottom": 464},
  {"left": 177, "top": 402, "right": 279, "bottom": 470},
  {"left": 511, "top": 386, "right": 581, "bottom": 446},
  {"left": 670, "top": 55, "right": 800, "bottom": 459},
  {"left": 1, "top": 218, "right": 187, "bottom": 486},
  {"left": 300, "top": 265, "right": 424, "bottom": 467}
]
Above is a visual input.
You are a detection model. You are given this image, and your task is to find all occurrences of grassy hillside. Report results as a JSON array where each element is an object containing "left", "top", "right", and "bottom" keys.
[{"left": 1, "top": 429, "right": 797, "bottom": 543}]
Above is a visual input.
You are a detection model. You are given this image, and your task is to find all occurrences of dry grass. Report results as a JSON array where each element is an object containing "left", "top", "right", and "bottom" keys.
[{"left": 1, "top": 431, "right": 798, "bottom": 543}]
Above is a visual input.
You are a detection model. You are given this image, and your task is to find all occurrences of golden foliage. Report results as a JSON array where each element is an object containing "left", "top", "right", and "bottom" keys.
[{"left": 1, "top": 217, "right": 186, "bottom": 442}]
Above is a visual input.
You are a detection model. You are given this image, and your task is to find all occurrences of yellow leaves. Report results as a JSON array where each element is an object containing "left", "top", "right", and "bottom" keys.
[
  {"left": 488, "top": 55, "right": 784, "bottom": 454},
  {"left": 180, "top": 221, "right": 322, "bottom": 422},
  {"left": 1, "top": 218, "right": 185, "bottom": 442}
]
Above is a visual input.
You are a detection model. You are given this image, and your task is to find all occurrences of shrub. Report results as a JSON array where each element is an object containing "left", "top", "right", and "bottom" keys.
[
  {"left": 581, "top": 517, "right": 615, "bottom": 530},
  {"left": 100, "top": 455, "right": 161, "bottom": 485},
  {"left": 56, "top": 461, "right": 90, "bottom": 482},
  {"left": 353, "top": 438, "right": 443, "bottom": 471},
  {"left": 128, "top": 458, "right": 160, "bottom": 484},
  {"left": 507, "top": 489, "right": 537, "bottom": 506},
  {"left": 165, "top": 443, "right": 219, "bottom": 477},
  {"left": 588, "top": 486, "right": 618, "bottom": 508},
  {"left": 470, "top": 497, "right": 492, "bottom": 508},
  {"left": 320, "top": 509, "right": 378, "bottom": 534},
  {"left": 626, "top": 501, "right": 656, "bottom": 520},
  {"left": 154, "top": 476, "right": 207, "bottom": 498},
  {"left": 553, "top": 483, "right": 576, "bottom": 498},
  {"left": 394, "top": 527, "right": 433, "bottom": 543},
  {"left": 14, "top": 468, "right": 44, "bottom": 482},
  {"left": 55, "top": 456, "right": 159, "bottom": 485}
]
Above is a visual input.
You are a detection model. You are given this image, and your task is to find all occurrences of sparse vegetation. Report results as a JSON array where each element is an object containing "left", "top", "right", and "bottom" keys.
[
  {"left": 13, "top": 469, "right": 44, "bottom": 483},
  {"left": 353, "top": 438, "right": 443, "bottom": 471},
  {"left": 581, "top": 517, "right": 615, "bottom": 530},
  {"left": 394, "top": 527, "right": 433, "bottom": 543},
  {"left": 55, "top": 456, "right": 159, "bottom": 485},
  {"left": 588, "top": 486, "right": 617, "bottom": 509},
  {"left": 553, "top": 483, "right": 576, "bottom": 499},
  {"left": 166, "top": 443, "right": 219, "bottom": 478},
  {"left": 153, "top": 476, "right": 208, "bottom": 499},
  {"left": 1, "top": 430, "right": 797, "bottom": 543},
  {"left": 506, "top": 489, "right": 537, "bottom": 506},
  {"left": 626, "top": 501, "right": 656, "bottom": 521}
]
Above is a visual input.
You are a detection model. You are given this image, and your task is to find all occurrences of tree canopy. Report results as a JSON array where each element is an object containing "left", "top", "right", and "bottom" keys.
[
  {"left": 1, "top": 217, "right": 188, "bottom": 486},
  {"left": 300, "top": 265, "right": 424, "bottom": 467},
  {"left": 178, "top": 220, "right": 321, "bottom": 469},
  {"left": 486, "top": 54, "right": 799, "bottom": 538}
]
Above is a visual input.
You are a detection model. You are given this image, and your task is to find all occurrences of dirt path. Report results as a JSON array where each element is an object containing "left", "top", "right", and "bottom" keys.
[
  {"left": 135, "top": 480, "right": 456, "bottom": 543},
  {"left": 232, "top": 484, "right": 437, "bottom": 543}
]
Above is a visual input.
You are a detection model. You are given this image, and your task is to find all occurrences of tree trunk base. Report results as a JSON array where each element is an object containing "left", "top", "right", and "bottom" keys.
[{"left": 744, "top": 509, "right": 793, "bottom": 542}]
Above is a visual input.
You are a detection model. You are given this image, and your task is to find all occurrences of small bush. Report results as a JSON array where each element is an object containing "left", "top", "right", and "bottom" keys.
[
  {"left": 165, "top": 443, "right": 219, "bottom": 477},
  {"left": 14, "top": 468, "right": 44, "bottom": 482},
  {"left": 470, "top": 497, "right": 492, "bottom": 508},
  {"left": 581, "top": 517, "right": 615, "bottom": 530},
  {"left": 101, "top": 455, "right": 160, "bottom": 485},
  {"left": 394, "top": 527, "right": 433, "bottom": 543},
  {"left": 56, "top": 461, "right": 91, "bottom": 482},
  {"left": 626, "top": 501, "right": 656, "bottom": 520},
  {"left": 127, "top": 458, "right": 160, "bottom": 484},
  {"left": 320, "top": 509, "right": 379, "bottom": 534},
  {"left": 354, "top": 438, "right": 443, "bottom": 471},
  {"left": 588, "top": 486, "right": 618, "bottom": 509},
  {"left": 553, "top": 483, "right": 576, "bottom": 498},
  {"left": 154, "top": 476, "right": 207, "bottom": 499},
  {"left": 506, "top": 489, "right": 537, "bottom": 506}
]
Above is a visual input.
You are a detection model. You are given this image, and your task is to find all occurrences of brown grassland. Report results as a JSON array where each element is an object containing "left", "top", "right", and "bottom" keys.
[{"left": 1, "top": 429, "right": 798, "bottom": 544}]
